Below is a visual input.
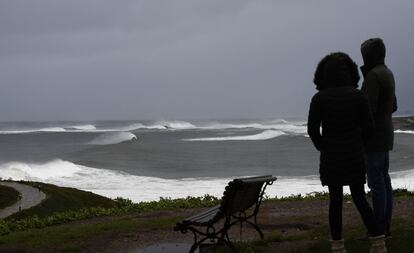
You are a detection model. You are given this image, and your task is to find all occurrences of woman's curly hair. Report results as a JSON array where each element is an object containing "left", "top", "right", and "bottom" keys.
[{"left": 313, "top": 52, "right": 360, "bottom": 91}]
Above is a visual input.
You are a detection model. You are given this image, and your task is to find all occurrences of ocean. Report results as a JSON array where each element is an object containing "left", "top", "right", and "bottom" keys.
[{"left": 1, "top": 117, "right": 413, "bottom": 202}]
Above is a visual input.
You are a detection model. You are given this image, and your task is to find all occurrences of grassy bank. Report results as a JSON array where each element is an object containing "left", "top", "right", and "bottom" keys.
[
  {"left": 0, "top": 185, "right": 20, "bottom": 209},
  {"left": 8, "top": 181, "right": 117, "bottom": 220}
]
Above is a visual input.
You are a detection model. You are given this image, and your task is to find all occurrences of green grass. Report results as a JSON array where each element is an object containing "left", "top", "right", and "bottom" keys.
[
  {"left": 267, "top": 188, "right": 414, "bottom": 202},
  {"left": 0, "top": 185, "right": 20, "bottom": 209},
  {"left": 304, "top": 217, "right": 414, "bottom": 253},
  {"left": 0, "top": 216, "right": 182, "bottom": 252}
]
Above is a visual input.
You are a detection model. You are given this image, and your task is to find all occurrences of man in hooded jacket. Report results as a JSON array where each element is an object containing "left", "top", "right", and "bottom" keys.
[{"left": 360, "top": 38, "right": 397, "bottom": 238}]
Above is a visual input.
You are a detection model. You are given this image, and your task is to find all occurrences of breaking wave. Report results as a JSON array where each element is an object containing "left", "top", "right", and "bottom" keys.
[
  {"left": 0, "top": 119, "right": 308, "bottom": 135},
  {"left": 89, "top": 132, "right": 137, "bottom": 145},
  {"left": 37, "top": 127, "right": 66, "bottom": 132},
  {"left": 183, "top": 130, "right": 286, "bottom": 141},
  {"left": 395, "top": 129, "right": 414, "bottom": 134},
  {"left": 0, "top": 127, "right": 68, "bottom": 134},
  {"left": 0, "top": 160, "right": 82, "bottom": 181},
  {"left": 154, "top": 120, "right": 197, "bottom": 130},
  {"left": 0, "top": 126, "right": 97, "bottom": 134},
  {"left": 6, "top": 119, "right": 413, "bottom": 136},
  {"left": 120, "top": 121, "right": 197, "bottom": 131},
  {"left": 1, "top": 159, "right": 414, "bottom": 202},
  {"left": 122, "top": 123, "right": 166, "bottom": 131},
  {"left": 67, "top": 124, "right": 97, "bottom": 130},
  {"left": 195, "top": 121, "right": 306, "bottom": 132}
]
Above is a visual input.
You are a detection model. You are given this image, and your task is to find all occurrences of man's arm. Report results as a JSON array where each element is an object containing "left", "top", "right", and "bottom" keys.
[
  {"left": 361, "top": 94, "right": 375, "bottom": 141},
  {"left": 393, "top": 95, "right": 398, "bottom": 113},
  {"left": 363, "top": 72, "right": 380, "bottom": 115}
]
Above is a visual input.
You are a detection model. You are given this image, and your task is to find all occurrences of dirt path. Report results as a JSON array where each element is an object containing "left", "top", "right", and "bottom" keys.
[{"left": 0, "top": 182, "right": 46, "bottom": 218}]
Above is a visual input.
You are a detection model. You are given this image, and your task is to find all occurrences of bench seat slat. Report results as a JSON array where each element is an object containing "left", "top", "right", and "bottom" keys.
[
  {"left": 185, "top": 205, "right": 220, "bottom": 221},
  {"left": 183, "top": 205, "right": 222, "bottom": 225}
]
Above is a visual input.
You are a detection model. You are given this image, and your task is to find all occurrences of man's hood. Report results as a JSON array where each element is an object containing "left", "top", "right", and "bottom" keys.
[{"left": 360, "top": 38, "right": 386, "bottom": 76}]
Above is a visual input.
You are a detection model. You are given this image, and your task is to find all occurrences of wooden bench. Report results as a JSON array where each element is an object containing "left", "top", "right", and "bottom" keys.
[{"left": 174, "top": 175, "right": 277, "bottom": 253}]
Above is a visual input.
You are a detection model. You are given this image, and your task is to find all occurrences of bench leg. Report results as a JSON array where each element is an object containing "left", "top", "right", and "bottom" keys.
[
  {"left": 189, "top": 243, "right": 198, "bottom": 253},
  {"left": 188, "top": 231, "right": 238, "bottom": 253},
  {"left": 189, "top": 231, "right": 199, "bottom": 253},
  {"left": 220, "top": 234, "right": 237, "bottom": 253},
  {"left": 243, "top": 214, "right": 265, "bottom": 239},
  {"left": 247, "top": 220, "right": 264, "bottom": 239},
  {"left": 189, "top": 244, "right": 198, "bottom": 253},
  {"left": 254, "top": 214, "right": 265, "bottom": 239},
  {"left": 220, "top": 222, "right": 237, "bottom": 253},
  {"left": 188, "top": 228, "right": 220, "bottom": 253}
]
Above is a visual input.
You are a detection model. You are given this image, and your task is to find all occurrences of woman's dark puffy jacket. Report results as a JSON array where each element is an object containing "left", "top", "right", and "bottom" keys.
[{"left": 308, "top": 86, "right": 374, "bottom": 186}]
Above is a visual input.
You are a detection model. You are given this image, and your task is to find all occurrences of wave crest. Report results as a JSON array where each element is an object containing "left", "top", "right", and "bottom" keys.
[
  {"left": 123, "top": 123, "right": 166, "bottom": 131},
  {"left": 183, "top": 130, "right": 285, "bottom": 141},
  {"left": 89, "top": 132, "right": 137, "bottom": 145},
  {"left": 67, "top": 124, "right": 97, "bottom": 130},
  {"left": 199, "top": 121, "right": 307, "bottom": 134},
  {"left": 0, "top": 160, "right": 82, "bottom": 181},
  {"left": 155, "top": 120, "right": 196, "bottom": 130},
  {"left": 395, "top": 129, "right": 414, "bottom": 134}
]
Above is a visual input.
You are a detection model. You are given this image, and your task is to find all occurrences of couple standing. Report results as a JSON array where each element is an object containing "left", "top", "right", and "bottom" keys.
[{"left": 308, "top": 38, "right": 396, "bottom": 253}]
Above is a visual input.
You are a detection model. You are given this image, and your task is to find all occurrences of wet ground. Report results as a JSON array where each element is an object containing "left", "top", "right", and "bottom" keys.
[{"left": 132, "top": 243, "right": 194, "bottom": 253}]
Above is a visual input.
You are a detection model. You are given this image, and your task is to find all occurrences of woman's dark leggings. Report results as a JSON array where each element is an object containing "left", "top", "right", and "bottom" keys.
[{"left": 328, "top": 184, "right": 379, "bottom": 240}]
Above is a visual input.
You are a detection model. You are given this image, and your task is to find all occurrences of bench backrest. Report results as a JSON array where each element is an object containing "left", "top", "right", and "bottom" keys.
[{"left": 219, "top": 175, "right": 276, "bottom": 217}]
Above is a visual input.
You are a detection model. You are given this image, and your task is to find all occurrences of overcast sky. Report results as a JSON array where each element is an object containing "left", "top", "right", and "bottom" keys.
[{"left": 0, "top": 0, "right": 413, "bottom": 121}]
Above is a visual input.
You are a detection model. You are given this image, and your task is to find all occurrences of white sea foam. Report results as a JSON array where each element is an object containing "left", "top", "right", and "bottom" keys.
[
  {"left": 39, "top": 127, "right": 66, "bottom": 132},
  {"left": 67, "top": 124, "right": 97, "bottom": 130},
  {"left": 1, "top": 160, "right": 414, "bottom": 202},
  {"left": 0, "top": 160, "right": 82, "bottom": 181},
  {"left": 0, "top": 126, "right": 97, "bottom": 134},
  {"left": 183, "top": 130, "right": 286, "bottom": 141},
  {"left": 199, "top": 121, "right": 307, "bottom": 135},
  {"left": 0, "top": 119, "right": 309, "bottom": 137},
  {"left": 0, "top": 130, "right": 36, "bottom": 134},
  {"left": 266, "top": 123, "right": 307, "bottom": 134},
  {"left": 126, "top": 120, "right": 304, "bottom": 133},
  {"left": 395, "top": 129, "right": 414, "bottom": 134},
  {"left": 89, "top": 132, "right": 137, "bottom": 145},
  {"left": 0, "top": 127, "right": 68, "bottom": 134},
  {"left": 201, "top": 122, "right": 264, "bottom": 129},
  {"left": 122, "top": 123, "right": 166, "bottom": 131}
]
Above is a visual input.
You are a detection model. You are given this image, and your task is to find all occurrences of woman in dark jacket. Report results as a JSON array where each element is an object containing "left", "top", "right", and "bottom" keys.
[{"left": 308, "top": 53, "right": 382, "bottom": 253}]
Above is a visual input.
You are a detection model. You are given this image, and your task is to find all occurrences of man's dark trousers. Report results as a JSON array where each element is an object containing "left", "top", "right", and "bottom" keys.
[{"left": 366, "top": 152, "right": 393, "bottom": 235}]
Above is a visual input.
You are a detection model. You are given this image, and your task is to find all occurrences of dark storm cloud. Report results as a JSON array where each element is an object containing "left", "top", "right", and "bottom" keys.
[{"left": 0, "top": 0, "right": 413, "bottom": 120}]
